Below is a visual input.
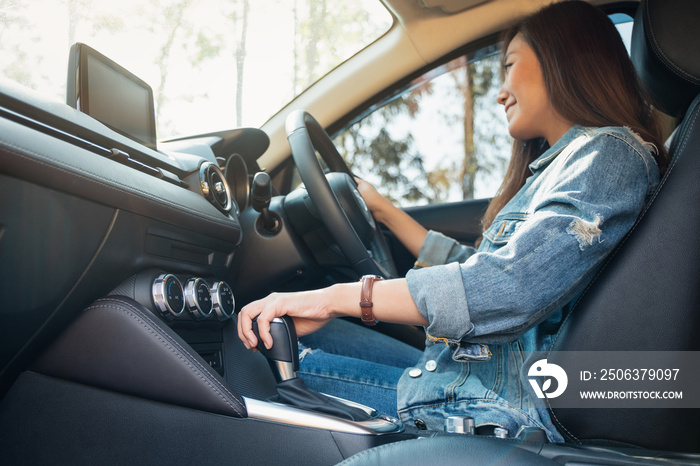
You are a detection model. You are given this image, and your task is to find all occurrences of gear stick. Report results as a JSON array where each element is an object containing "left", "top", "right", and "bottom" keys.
[
  {"left": 252, "top": 316, "right": 298, "bottom": 383},
  {"left": 251, "top": 315, "right": 372, "bottom": 422}
]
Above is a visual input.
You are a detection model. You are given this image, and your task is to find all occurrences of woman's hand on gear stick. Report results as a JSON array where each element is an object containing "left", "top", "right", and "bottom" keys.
[
  {"left": 237, "top": 279, "right": 429, "bottom": 352},
  {"left": 237, "top": 288, "right": 338, "bottom": 351}
]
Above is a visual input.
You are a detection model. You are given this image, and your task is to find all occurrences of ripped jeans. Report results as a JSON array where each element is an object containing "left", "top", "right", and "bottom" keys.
[{"left": 297, "top": 319, "right": 422, "bottom": 418}]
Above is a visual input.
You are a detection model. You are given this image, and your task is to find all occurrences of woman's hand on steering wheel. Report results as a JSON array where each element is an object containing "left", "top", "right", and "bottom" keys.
[{"left": 354, "top": 177, "right": 395, "bottom": 225}]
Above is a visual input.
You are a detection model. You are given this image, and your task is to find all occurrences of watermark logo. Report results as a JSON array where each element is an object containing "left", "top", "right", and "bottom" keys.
[{"left": 528, "top": 359, "right": 568, "bottom": 399}]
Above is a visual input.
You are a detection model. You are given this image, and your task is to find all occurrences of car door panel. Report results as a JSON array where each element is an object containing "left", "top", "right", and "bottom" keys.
[{"left": 380, "top": 198, "right": 488, "bottom": 276}]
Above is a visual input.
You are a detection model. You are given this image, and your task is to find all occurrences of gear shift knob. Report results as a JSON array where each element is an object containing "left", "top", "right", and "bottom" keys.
[{"left": 252, "top": 315, "right": 299, "bottom": 383}]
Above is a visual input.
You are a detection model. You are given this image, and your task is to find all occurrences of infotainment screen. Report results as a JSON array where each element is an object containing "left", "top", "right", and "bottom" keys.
[{"left": 67, "top": 43, "right": 157, "bottom": 150}]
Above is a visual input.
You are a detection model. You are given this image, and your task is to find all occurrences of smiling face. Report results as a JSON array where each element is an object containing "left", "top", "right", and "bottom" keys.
[{"left": 497, "top": 34, "right": 573, "bottom": 146}]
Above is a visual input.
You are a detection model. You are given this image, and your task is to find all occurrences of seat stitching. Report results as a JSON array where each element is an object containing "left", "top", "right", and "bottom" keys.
[
  {"left": 89, "top": 299, "right": 245, "bottom": 416},
  {"left": 85, "top": 298, "right": 246, "bottom": 417},
  {"left": 645, "top": 1, "right": 700, "bottom": 85}
]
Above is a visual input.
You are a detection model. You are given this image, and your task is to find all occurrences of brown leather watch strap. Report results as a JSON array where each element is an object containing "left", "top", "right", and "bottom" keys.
[{"left": 359, "top": 275, "right": 383, "bottom": 326}]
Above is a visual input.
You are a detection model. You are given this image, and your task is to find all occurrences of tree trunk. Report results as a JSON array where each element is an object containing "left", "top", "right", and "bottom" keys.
[
  {"left": 235, "top": 0, "right": 249, "bottom": 126},
  {"left": 461, "top": 60, "right": 477, "bottom": 199}
]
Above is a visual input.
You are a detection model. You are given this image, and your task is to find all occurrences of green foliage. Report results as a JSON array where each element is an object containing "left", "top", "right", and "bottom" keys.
[
  {"left": 338, "top": 87, "right": 434, "bottom": 204},
  {"left": 0, "top": 2, "right": 36, "bottom": 91},
  {"left": 334, "top": 47, "right": 510, "bottom": 207},
  {"left": 89, "top": 15, "right": 123, "bottom": 34},
  {"left": 293, "top": 0, "right": 385, "bottom": 94},
  {"left": 193, "top": 32, "right": 223, "bottom": 66}
]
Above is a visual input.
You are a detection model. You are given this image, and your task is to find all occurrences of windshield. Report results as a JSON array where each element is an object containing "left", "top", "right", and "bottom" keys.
[{"left": 0, "top": 0, "right": 392, "bottom": 140}]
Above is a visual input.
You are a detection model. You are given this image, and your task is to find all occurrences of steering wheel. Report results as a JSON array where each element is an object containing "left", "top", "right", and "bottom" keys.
[{"left": 285, "top": 109, "right": 397, "bottom": 279}]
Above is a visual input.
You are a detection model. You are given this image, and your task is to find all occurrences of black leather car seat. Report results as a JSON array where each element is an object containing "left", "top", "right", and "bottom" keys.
[{"left": 548, "top": 0, "right": 700, "bottom": 453}]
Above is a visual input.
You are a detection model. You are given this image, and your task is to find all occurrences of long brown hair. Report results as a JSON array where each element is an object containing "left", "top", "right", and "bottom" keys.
[{"left": 481, "top": 1, "right": 669, "bottom": 232}]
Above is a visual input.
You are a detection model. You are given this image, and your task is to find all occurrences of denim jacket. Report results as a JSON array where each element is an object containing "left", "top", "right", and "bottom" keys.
[{"left": 397, "top": 125, "right": 659, "bottom": 440}]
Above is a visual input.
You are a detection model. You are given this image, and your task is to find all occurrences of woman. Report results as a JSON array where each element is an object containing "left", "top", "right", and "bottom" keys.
[{"left": 238, "top": 1, "right": 668, "bottom": 441}]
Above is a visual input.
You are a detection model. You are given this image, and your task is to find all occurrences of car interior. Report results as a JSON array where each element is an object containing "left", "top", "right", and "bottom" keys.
[{"left": 0, "top": 0, "right": 699, "bottom": 464}]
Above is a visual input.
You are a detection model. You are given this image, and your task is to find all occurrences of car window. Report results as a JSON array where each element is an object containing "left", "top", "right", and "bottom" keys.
[
  {"left": 610, "top": 13, "right": 634, "bottom": 53},
  {"left": 0, "top": 0, "right": 392, "bottom": 140},
  {"left": 334, "top": 13, "right": 637, "bottom": 208},
  {"left": 333, "top": 43, "right": 509, "bottom": 207}
]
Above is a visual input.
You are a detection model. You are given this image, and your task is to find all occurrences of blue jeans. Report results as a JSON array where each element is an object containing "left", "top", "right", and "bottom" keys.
[{"left": 298, "top": 319, "right": 423, "bottom": 418}]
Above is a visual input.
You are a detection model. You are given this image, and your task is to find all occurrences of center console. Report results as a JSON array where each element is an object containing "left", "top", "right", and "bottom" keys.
[
  {"left": 105, "top": 268, "right": 402, "bottom": 432},
  {"left": 20, "top": 279, "right": 415, "bottom": 463}
]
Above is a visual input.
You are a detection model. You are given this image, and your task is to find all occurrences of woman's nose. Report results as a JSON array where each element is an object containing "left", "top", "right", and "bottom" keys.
[{"left": 497, "top": 86, "right": 508, "bottom": 106}]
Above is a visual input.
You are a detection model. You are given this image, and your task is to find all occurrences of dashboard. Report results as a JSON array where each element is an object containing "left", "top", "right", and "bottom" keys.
[
  {"left": 0, "top": 75, "right": 411, "bottom": 464},
  {"left": 0, "top": 76, "right": 270, "bottom": 394}
]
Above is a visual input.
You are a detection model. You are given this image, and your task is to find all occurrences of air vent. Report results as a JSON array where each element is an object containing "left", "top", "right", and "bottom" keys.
[{"left": 199, "top": 162, "right": 233, "bottom": 214}]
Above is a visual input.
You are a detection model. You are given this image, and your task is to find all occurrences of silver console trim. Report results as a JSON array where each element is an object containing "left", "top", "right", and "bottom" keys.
[
  {"left": 321, "top": 392, "right": 377, "bottom": 417},
  {"left": 243, "top": 397, "right": 403, "bottom": 435}
]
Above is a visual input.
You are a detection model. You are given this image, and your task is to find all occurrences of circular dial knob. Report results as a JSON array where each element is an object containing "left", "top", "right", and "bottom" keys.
[
  {"left": 211, "top": 281, "right": 235, "bottom": 321},
  {"left": 152, "top": 274, "right": 185, "bottom": 320},
  {"left": 184, "top": 278, "right": 213, "bottom": 320}
]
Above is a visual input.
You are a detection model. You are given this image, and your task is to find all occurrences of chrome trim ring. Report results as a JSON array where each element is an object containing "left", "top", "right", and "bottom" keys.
[
  {"left": 200, "top": 162, "right": 233, "bottom": 213},
  {"left": 152, "top": 273, "right": 185, "bottom": 320},
  {"left": 211, "top": 280, "right": 235, "bottom": 321},
  {"left": 184, "top": 277, "right": 213, "bottom": 320}
]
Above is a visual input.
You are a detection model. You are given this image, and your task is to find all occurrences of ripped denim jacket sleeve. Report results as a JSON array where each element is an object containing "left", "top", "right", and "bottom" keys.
[{"left": 405, "top": 126, "right": 660, "bottom": 345}]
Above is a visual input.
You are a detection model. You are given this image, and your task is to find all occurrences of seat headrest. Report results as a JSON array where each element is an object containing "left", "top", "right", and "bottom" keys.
[{"left": 631, "top": 0, "right": 700, "bottom": 118}]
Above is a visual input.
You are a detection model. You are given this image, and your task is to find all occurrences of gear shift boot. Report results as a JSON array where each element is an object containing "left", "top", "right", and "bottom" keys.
[{"left": 274, "top": 377, "right": 371, "bottom": 421}]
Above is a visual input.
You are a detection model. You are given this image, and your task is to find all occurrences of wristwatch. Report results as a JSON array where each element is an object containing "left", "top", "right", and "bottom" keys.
[{"left": 359, "top": 274, "right": 383, "bottom": 326}]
